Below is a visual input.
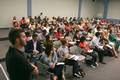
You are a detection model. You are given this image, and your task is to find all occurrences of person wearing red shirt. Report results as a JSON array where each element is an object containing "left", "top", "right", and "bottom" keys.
[
  {"left": 20, "top": 17, "right": 27, "bottom": 29},
  {"left": 55, "top": 28, "right": 62, "bottom": 40},
  {"left": 65, "top": 23, "right": 72, "bottom": 32},
  {"left": 79, "top": 36, "right": 98, "bottom": 68}
]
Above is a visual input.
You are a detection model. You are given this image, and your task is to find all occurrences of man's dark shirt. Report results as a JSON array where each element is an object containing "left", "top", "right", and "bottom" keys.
[
  {"left": 25, "top": 40, "right": 43, "bottom": 53},
  {"left": 6, "top": 46, "right": 33, "bottom": 80}
]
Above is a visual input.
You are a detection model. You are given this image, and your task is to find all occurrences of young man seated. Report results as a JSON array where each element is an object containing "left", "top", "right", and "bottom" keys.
[
  {"left": 57, "top": 39, "right": 85, "bottom": 78},
  {"left": 25, "top": 33, "right": 44, "bottom": 63},
  {"left": 91, "top": 32, "right": 106, "bottom": 64}
]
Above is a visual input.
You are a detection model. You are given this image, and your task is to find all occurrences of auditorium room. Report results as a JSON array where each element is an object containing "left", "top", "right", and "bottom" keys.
[{"left": 0, "top": 0, "right": 120, "bottom": 80}]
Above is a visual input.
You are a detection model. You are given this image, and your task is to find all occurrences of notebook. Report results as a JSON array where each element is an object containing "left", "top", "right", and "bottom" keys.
[
  {"left": 69, "top": 55, "right": 85, "bottom": 61},
  {"left": 56, "top": 62, "right": 65, "bottom": 65}
]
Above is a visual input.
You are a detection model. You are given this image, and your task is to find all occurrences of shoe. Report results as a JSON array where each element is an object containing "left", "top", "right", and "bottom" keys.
[
  {"left": 115, "top": 56, "right": 118, "bottom": 58},
  {"left": 73, "top": 73, "right": 82, "bottom": 78},
  {"left": 78, "top": 71, "right": 85, "bottom": 78},
  {"left": 100, "top": 62, "right": 106, "bottom": 64},
  {"left": 79, "top": 69, "right": 86, "bottom": 76},
  {"left": 90, "top": 65, "right": 96, "bottom": 68},
  {"left": 95, "top": 62, "right": 99, "bottom": 66}
]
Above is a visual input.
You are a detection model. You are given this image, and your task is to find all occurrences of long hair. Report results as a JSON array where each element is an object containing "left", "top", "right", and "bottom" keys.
[{"left": 45, "top": 42, "right": 53, "bottom": 57}]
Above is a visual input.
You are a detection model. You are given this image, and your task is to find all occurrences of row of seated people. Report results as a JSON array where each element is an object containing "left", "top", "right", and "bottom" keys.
[
  {"left": 25, "top": 33, "right": 85, "bottom": 79},
  {"left": 12, "top": 16, "right": 120, "bottom": 54},
  {"left": 11, "top": 16, "right": 120, "bottom": 80},
  {"left": 24, "top": 31, "right": 120, "bottom": 80}
]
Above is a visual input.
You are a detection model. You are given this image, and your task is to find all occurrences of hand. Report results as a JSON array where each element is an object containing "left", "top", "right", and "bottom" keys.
[
  {"left": 53, "top": 47, "right": 57, "bottom": 51},
  {"left": 51, "top": 63, "right": 55, "bottom": 69},
  {"left": 31, "top": 63, "right": 39, "bottom": 75},
  {"left": 33, "top": 50, "right": 39, "bottom": 55}
]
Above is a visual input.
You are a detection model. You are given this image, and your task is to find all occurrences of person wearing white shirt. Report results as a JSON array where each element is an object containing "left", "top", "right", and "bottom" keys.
[
  {"left": 25, "top": 33, "right": 44, "bottom": 63},
  {"left": 59, "top": 22, "right": 65, "bottom": 30},
  {"left": 91, "top": 32, "right": 106, "bottom": 64},
  {"left": 43, "top": 23, "right": 51, "bottom": 35},
  {"left": 57, "top": 39, "right": 85, "bottom": 78}
]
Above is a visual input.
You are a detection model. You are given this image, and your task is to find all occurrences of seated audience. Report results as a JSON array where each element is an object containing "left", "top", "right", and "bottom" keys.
[{"left": 10, "top": 15, "right": 120, "bottom": 79}]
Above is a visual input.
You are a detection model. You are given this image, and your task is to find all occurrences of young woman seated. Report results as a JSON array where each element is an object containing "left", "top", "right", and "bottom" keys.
[{"left": 41, "top": 42, "right": 65, "bottom": 80}]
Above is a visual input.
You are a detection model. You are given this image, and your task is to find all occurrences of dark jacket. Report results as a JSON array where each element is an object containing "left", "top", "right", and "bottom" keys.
[{"left": 25, "top": 40, "right": 43, "bottom": 54}]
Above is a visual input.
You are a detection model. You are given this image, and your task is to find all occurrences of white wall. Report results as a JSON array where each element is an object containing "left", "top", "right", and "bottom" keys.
[
  {"left": 32, "top": 0, "right": 78, "bottom": 18},
  {"left": 2, "top": 0, "right": 116, "bottom": 28},
  {"left": 96, "top": 0, "right": 104, "bottom": 17},
  {"left": 0, "top": 0, "right": 27, "bottom": 28},
  {"left": 108, "top": 0, "right": 120, "bottom": 19},
  {"left": 81, "top": 0, "right": 97, "bottom": 18}
]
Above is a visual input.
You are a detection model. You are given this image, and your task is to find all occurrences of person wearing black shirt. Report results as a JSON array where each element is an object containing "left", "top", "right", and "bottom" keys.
[{"left": 6, "top": 29, "right": 39, "bottom": 80}]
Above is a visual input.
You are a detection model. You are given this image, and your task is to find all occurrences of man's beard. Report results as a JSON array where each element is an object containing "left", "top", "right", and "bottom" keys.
[{"left": 19, "top": 38, "right": 26, "bottom": 47}]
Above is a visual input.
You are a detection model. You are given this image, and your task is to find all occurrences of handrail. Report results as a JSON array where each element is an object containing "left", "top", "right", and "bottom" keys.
[{"left": 0, "top": 64, "right": 9, "bottom": 80}]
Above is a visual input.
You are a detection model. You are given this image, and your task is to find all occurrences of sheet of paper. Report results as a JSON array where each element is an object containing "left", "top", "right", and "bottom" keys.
[
  {"left": 56, "top": 62, "right": 65, "bottom": 65},
  {"left": 69, "top": 55, "right": 85, "bottom": 61}
]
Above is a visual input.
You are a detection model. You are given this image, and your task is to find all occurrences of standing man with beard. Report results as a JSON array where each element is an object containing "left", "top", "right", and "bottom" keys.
[{"left": 6, "top": 29, "right": 39, "bottom": 80}]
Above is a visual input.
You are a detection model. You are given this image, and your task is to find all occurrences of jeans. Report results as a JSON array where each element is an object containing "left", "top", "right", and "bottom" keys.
[
  {"left": 94, "top": 47, "right": 105, "bottom": 62},
  {"left": 65, "top": 59, "right": 80, "bottom": 75}
]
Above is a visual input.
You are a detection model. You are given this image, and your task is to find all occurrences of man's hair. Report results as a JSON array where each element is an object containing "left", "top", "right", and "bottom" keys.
[
  {"left": 42, "top": 30, "right": 47, "bottom": 33},
  {"left": 25, "top": 31, "right": 32, "bottom": 37},
  {"left": 60, "top": 38, "right": 67, "bottom": 45},
  {"left": 95, "top": 32, "right": 100, "bottom": 37},
  {"left": 80, "top": 36, "right": 86, "bottom": 42},
  {"left": 32, "top": 33, "right": 38, "bottom": 39},
  {"left": 45, "top": 35, "right": 50, "bottom": 41},
  {"left": 8, "top": 28, "right": 24, "bottom": 45},
  {"left": 45, "top": 42, "right": 53, "bottom": 57}
]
